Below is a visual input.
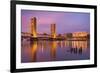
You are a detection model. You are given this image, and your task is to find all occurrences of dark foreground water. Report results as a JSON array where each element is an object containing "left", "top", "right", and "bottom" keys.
[{"left": 21, "top": 40, "right": 90, "bottom": 63}]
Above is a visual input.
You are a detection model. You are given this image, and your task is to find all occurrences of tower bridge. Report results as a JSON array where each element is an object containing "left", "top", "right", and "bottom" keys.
[
  {"left": 21, "top": 17, "right": 58, "bottom": 40},
  {"left": 21, "top": 17, "right": 89, "bottom": 41}
]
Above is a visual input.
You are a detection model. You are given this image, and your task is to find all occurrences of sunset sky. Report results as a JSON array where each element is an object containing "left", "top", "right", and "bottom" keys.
[{"left": 21, "top": 10, "right": 90, "bottom": 34}]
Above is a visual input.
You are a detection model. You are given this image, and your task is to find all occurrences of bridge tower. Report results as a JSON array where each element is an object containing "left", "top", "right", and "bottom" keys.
[
  {"left": 31, "top": 17, "right": 37, "bottom": 37},
  {"left": 51, "top": 23, "right": 56, "bottom": 38}
]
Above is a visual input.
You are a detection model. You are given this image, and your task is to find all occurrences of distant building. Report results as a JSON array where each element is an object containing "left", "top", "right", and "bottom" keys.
[
  {"left": 63, "top": 32, "right": 89, "bottom": 41},
  {"left": 66, "top": 33, "right": 73, "bottom": 38},
  {"left": 31, "top": 17, "right": 37, "bottom": 37},
  {"left": 51, "top": 24, "right": 56, "bottom": 38},
  {"left": 63, "top": 33, "right": 72, "bottom": 40},
  {"left": 72, "top": 32, "right": 89, "bottom": 38}
]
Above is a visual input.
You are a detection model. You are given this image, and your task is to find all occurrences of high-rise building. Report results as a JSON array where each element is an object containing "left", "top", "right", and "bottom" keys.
[
  {"left": 51, "top": 24, "right": 56, "bottom": 38},
  {"left": 31, "top": 17, "right": 37, "bottom": 37}
]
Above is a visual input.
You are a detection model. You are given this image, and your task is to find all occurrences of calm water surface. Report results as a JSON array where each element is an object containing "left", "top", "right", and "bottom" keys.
[{"left": 21, "top": 40, "right": 90, "bottom": 63}]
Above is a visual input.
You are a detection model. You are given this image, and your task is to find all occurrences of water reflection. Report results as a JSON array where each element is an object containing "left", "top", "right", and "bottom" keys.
[
  {"left": 50, "top": 41, "right": 57, "bottom": 60},
  {"left": 21, "top": 40, "right": 90, "bottom": 63},
  {"left": 31, "top": 41, "right": 37, "bottom": 62}
]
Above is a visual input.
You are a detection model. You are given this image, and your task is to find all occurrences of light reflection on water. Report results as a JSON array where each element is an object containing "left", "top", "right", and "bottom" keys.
[{"left": 21, "top": 40, "right": 90, "bottom": 63}]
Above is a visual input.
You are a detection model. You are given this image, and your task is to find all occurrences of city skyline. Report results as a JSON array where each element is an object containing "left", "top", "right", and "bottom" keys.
[
  {"left": 21, "top": 10, "right": 90, "bottom": 63},
  {"left": 21, "top": 10, "right": 90, "bottom": 34}
]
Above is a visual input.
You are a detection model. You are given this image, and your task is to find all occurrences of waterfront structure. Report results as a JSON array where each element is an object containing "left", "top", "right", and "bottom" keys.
[
  {"left": 71, "top": 32, "right": 89, "bottom": 40},
  {"left": 51, "top": 23, "right": 56, "bottom": 38},
  {"left": 63, "top": 32, "right": 89, "bottom": 41},
  {"left": 72, "top": 32, "right": 89, "bottom": 38}
]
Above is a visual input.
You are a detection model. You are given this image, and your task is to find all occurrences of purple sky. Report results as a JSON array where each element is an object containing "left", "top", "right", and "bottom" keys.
[{"left": 21, "top": 10, "right": 90, "bottom": 34}]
